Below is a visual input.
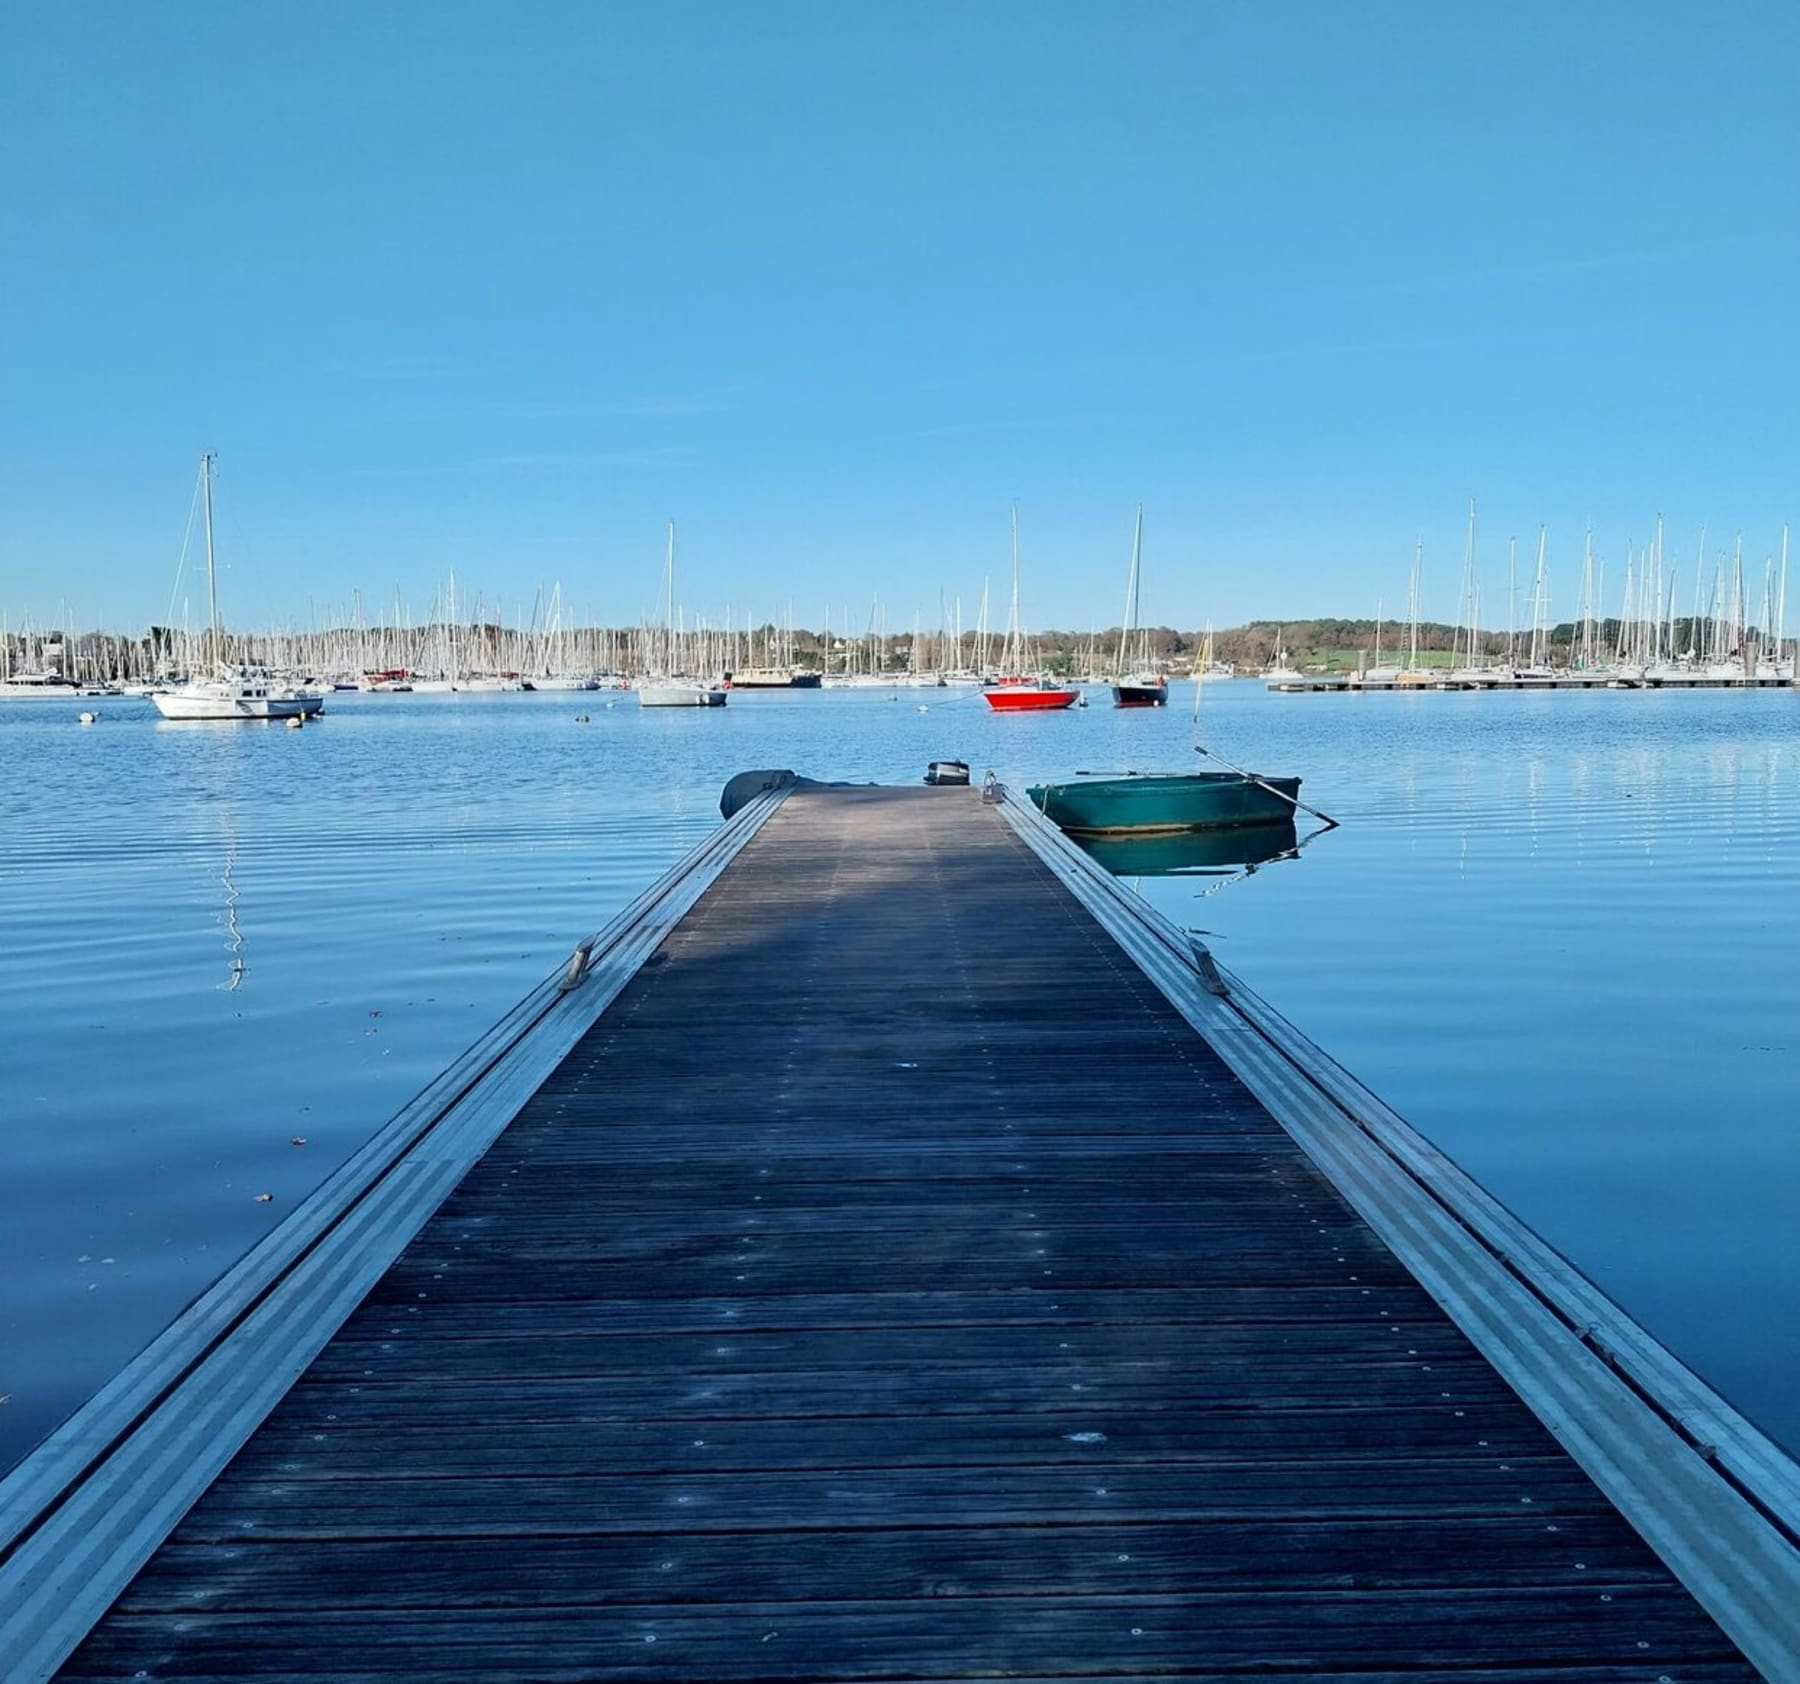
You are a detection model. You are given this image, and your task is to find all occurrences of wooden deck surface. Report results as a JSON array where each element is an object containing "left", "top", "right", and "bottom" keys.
[{"left": 56, "top": 786, "right": 1756, "bottom": 1680}]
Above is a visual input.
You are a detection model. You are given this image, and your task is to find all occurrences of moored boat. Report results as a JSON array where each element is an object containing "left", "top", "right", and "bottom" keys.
[
  {"left": 1113, "top": 674, "right": 1167, "bottom": 707},
  {"left": 0, "top": 672, "right": 81, "bottom": 700},
  {"left": 154, "top": 666, "right": 323, "bottom": 721},
  {"left": 984, "top": 678, "right": 1079, "bottom": 711},
  {"left": 1110, "top": 507, "right": 1169, "bottom": 707},
  {"left": 637, "top": 523, "right": 727, "bottom": 708},
  {"left": 729, "top": 667, "right": 820, "bottom": 689},
  {"left": 981, "top": 506, "right": 1079, "bottom": 712},
  {"left": 530, "top": 674, "right": 600, "bottom": 692},
  {"left": 150, "top": 455, "right": 325, "bottom": 722},
  {"left": 1026, "top": 771, "right": 1300, "bottom": 835},
  {"left": 640, "top": 678, "right": 728, "bottom": 707}
]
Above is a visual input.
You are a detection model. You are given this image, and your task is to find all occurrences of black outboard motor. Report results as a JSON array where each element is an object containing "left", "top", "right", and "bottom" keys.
[{"left": 924, "top": 760, "right": 970, "bottom": 786}]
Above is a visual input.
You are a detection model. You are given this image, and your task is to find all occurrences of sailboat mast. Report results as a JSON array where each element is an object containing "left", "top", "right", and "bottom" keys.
[
  {"left": 665, "top": 521, "right": 676, "bottom": 674},
  {"left": 1531, "top": 524, "right": 1548, "bottom": 668},
  {"left": 1690, "top": 529, "right": 1707, "bottom": 658},
  {"left": 1408, "top": 538, "right": 1422, "bottom": 671},
  {"left": 1506, "top": 535, "right": 1517, "bottom": 666},
  {"left": 1778, "top": 524, "right": 1790, "bottom": 668},
  {"left": 1654, "top": 514, "right": 1667, "bottom": 666},
  {"left": 1462, "top": 498, "right": 1478, "bottom": 670},
  {"left": 201, "top": 452, "right": 220, "bottom": 671},
  {"left": 1007, "top": 504, "right": 1023, "bottom": 672},
  {"left": 1114, "top": 505, "right": 1143, "bottom": 678},
  {"left": 1733, "top": 534, "right": 1745, "bottom": 655}
]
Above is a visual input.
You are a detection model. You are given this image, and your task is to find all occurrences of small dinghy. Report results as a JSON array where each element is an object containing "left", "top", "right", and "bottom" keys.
[{"left": 1025, "top": 770, "right": 1301, "bottom": 836}]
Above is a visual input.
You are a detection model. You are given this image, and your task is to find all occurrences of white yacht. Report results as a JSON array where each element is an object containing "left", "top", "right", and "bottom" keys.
[
  {"left": 151, "top": 454, "right": 324, "bottom": 723},
  {"left": 639, "top": 677, "right": 727, "bottom": 708},
  {"left": 0, "top": 672, "right": 80, "bottom": 700},
  {"left": 154, "top": 666, "right": 322, "bottom": 721},
  {"left": 531, "top": 674, "right": 600, "bottom": 692}
]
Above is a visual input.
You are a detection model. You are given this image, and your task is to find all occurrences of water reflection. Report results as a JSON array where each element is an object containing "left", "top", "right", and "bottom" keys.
[
  {"left": 1074, "top": 818, "right": 1300, "bottom": 878},
  {"left": 217, "top": 815, "right": 246, "bottom": 991}
]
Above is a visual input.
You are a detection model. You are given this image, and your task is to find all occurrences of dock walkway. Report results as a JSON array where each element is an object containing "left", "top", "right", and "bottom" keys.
[{"left": 6, "top": 784, "right": 1797, "bottom": 1680}]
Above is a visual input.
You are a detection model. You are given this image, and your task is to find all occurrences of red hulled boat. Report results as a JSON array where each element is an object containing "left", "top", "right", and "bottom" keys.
[
  {"left": 982, "top": 507, "right": 1078, "bottom": 711},
  {"left": 983, "top": 677, "right": 1079, "bottom": 711}
]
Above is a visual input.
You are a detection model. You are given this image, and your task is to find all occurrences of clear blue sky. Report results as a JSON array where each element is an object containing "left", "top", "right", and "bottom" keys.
[{"left": 2, "top": 1, "right": 1795, "bottom": 634}]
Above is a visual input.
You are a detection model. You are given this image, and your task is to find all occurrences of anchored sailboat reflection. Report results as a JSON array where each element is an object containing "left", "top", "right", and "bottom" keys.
[{"left": 218, "top": 816, "right": 246, "bottom": 991}]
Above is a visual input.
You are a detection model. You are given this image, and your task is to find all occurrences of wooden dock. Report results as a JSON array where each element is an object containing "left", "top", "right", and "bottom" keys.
[
  {"left": 1269, "top": 673, "right": 1798, "bottom": 693},
  {"left": 4, "top": 780, "right": 1799, "bottom": 1680}
]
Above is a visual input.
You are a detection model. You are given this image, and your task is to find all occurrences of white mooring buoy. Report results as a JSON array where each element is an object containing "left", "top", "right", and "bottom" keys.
[{"left": 78, "top": 711, "right": 98, "bottom": 725}]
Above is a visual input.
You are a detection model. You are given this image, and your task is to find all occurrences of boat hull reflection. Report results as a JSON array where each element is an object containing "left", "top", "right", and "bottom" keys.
[{"left": 1075, "top": 819, "right": 1298, "bottom": 876}]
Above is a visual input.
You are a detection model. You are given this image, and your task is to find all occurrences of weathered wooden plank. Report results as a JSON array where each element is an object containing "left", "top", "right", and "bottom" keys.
[
  {"left": 415, "top": 1212, "right": 1397, "bottom": 1248},
  {"left": 469, "top": 1134, "right": 1299, "bottom": 1166},
  {"left": 116, "top": 1513, "right": 1674, "bottom": 1611},
  {"left": 432, "top": 1176, "right": 1346, "bottom": 1218},
  {"left": 177, "top": 1459, "right": 1610, "bottom": 1539},
  {"left": 305, "top": 1321, "right": 1478, "bottom": 1382},
  {"left": 55, "top": 1664, "right": 1765, "bottom": 1684},
  {"left": 346, "top": 1283, "right": 1447, "bottom": 1333},
  {"left": 257, "top": 1359, "right": 1521, "bottom": 1427},
  {"left": 461, "top": 1145, "right": 1298, "bottom": 1178},
  {"left": 382, "top": 1228, "right": 1413, "bottom": 1285},
  {"left": 61, "top": 1587, "right": 1751, "bottom": 1680},
  {"left": 237, "top": 1404, "right": 1558, "bottom": 1477}
]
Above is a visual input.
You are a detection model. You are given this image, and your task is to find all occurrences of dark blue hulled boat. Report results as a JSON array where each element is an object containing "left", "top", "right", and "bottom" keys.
[{"left": 1026, "top": 770, "right": 1301, "bottom": 836}]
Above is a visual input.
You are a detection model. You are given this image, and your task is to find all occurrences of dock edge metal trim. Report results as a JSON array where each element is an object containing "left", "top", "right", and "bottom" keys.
[
  {"left": 995, "top": 784, "right": 1800, "bottom": 1682},
  {"left": 0, "top": 784, "right": 793, "bottom": 1684}
]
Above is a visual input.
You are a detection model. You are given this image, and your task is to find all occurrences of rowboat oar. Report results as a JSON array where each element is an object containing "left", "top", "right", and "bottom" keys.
[{"left": 1193, "top": 742, "right": 1341, "bottom": 832}]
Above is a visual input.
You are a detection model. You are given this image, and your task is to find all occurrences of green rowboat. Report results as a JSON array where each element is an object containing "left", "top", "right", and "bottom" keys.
[{"left": 1026, "top": 771, "right": 1301, "bottom": 836}]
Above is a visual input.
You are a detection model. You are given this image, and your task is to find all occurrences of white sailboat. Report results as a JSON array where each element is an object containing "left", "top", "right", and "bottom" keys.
[
  {"left": 531, "top": 582, "right": 599, "bottom": 689},
  {"left": 153, "top": 455, "right": 323, "bottom": 722},
  {"left": 638, "top": 522, "right": 726, "bottom": 707}
]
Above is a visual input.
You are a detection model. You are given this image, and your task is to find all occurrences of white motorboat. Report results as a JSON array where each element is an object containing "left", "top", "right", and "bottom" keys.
[
  {"left": 0, "top": 673, "right": 81, "bottom": 700},
  {"left": 153, "top": 667, "right": 323, "bottom": 720}
]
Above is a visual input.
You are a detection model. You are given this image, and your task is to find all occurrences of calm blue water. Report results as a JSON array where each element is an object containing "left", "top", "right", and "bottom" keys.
[{"left": 2, "top": 683, "right": 1796, "bottom": 1467}]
